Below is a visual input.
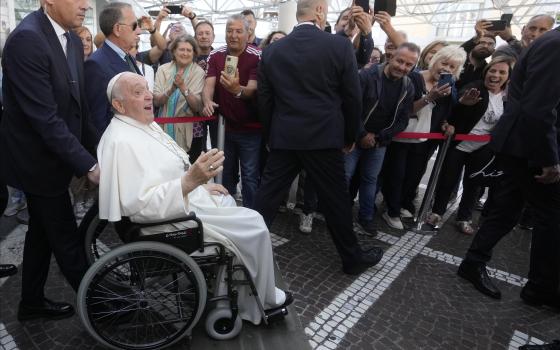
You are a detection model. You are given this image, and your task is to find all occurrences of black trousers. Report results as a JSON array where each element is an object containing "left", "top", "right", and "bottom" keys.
[
  {"left": 0, "top": 184, "right": 7, "bottom": 214},
  {"left": 432, "top": 145, "right": 492, "bottom": 221},
  {"left": 22, "top": 191, "right": 88, "bottom": 304},
  {"left": 188, "top": 136, "right": 205, "bottom": 164},
  {"left": 382, "top": 141, "right": 436, "bottom": 217},
  {"left": 253, "top": 149, "right": 361, "bottom": 265},
  {"left": 465, "top": 155, "right": 560, "bottom": 294}
]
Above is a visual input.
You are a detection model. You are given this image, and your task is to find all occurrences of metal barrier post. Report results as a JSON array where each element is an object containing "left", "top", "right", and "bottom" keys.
[
  {"left": 215, "top": 114, "right": 226, "bottom": 184},
  {"left": 414, "top": 134, "right": 454, "bottom": 233}
]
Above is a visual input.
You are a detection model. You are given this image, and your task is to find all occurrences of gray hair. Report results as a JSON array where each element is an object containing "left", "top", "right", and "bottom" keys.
[
  {"left": 169, "top": 34, "right": 199, "bottom": 59},
  {"left": 296, "top": 0, "right": 326, "bottom": 20},
  {"left": 226, "top": 14, "right": 250, "bottom": 33},
  {"left": 99, "top": 2, "right": 131, "bottom": 37},
  {"left": 428, "top": 45, "right": 467, "bottom": 80}
]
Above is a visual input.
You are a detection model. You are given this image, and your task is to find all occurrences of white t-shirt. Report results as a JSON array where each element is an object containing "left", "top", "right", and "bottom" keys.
[{"left": 456, "top": 91, "right": 504, "bottom": 153}]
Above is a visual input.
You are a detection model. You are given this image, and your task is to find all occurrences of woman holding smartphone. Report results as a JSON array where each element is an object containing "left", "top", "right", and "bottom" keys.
[
  {"left": 426, "top": 56, "right": 513, "bottom": 234},
  {"left": 381, "top": 46, "right": 466, "bottom": 229},
  {"left": 154, "top": 35, "right": 205, "bottom": 163}
]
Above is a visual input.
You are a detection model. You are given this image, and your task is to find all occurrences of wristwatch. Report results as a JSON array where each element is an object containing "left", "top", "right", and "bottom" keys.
[
  {"left": 182, "top": 89, "right": 190, "bottom": 97},
  {"left": 188, "top": 12, "right": 197, "bottom": 20},
  {"left": 148, "top": 28, "right": 156, "bottom": 34}
]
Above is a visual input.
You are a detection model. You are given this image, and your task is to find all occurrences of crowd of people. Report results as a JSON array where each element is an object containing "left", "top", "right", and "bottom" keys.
[{"left": 0, "top": 0, "right": 558, "bottom": 341}]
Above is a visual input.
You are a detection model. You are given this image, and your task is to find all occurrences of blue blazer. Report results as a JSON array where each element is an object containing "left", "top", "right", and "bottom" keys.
[
  {"left": 84, "top": 42, "right": 132, "bottom": 136},
  {"left": 490, "top": 27, "right": 560, "bottom": 168},
  {"left": 0, "top": 9, "right": 97, "bottom": 196},
  {"left": 258, "top": 24, "right": 362, "bottom": 150}
]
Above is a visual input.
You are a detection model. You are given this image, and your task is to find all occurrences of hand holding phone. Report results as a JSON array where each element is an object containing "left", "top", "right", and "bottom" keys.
[
  {"left": 166, "top": 5, "right": 183, "bottom": 15},
  {"left": 438, "top": 73, "right": 453, "bottom": 87}
]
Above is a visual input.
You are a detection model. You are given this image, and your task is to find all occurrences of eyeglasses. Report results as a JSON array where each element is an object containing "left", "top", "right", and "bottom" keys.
[{"left": 117, "top": 21, "right": 138, "bottom": 31}]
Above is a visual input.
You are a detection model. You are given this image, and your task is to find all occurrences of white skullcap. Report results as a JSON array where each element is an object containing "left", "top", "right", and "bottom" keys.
[{"left": 106, "top": 72, "right": 127, "bottom": 102}]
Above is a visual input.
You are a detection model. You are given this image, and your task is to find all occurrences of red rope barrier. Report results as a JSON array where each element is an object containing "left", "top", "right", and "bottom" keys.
[
  {"left": 395, "top": 132, "right": 491, "bottom": 142},
  {"left": 152, "top": 117, "right": 490, "bottom": 142},
  {"left": 154, "top": 116, "right": 216, "bottom": 124}
]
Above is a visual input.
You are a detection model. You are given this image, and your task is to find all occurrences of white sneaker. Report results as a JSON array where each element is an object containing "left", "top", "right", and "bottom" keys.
[
  {"left": 400, "top": 208, "right": 414, "bottom": 218},
  {"left": 299, "top": 213, "right": 313, "bottom": 234},
  {"left": 382, "top": 212, "right": 404, "bottom": 230}
]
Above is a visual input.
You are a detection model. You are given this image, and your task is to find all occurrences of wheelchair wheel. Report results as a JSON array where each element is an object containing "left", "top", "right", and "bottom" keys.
[
  {"left": 77, "top": 242, "right": 207, "bottom": 350},
  {"left": 205, "top": 307, "right": 243, "bottom": 340},
  {"left": 82, "top": 210, "right": 121, "bottom": 265}
]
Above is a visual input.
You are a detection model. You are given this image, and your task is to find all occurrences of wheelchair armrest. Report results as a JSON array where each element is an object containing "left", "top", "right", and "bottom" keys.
[{"left": 130, "top": 212, "right": 205, "bottom": 253}]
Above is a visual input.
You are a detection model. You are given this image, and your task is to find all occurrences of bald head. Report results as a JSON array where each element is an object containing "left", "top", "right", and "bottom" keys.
[
  {"left": 522, "top": 14, "right": 555, "bottom": 47},
  {"left": 296, "top": 0, "right": 328, "bottom": 27}
]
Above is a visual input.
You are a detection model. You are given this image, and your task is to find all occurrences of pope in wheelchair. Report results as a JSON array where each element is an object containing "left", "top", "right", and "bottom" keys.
[{"left": 77, "top": 72, "right": 293, "bottom": 349}]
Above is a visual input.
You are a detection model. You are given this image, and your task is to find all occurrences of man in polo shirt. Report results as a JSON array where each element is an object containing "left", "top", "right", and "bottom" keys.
[{"left": 202, "top": 14, "right": 261, "bottom": 208}]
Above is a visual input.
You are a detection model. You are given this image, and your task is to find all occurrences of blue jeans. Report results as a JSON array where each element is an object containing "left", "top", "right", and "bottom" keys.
[
  {"left": 344, "top": 146, "right": 386, "bottom": 221},
  {"left": 223, "top": 132, "right": 261, "bottom": 208}
]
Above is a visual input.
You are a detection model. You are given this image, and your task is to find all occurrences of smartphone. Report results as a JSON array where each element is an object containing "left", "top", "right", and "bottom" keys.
[
  {"left": 501, "top": 13, "right": 513, "bottom": 26},
  {"left": 166, "top": 5, "right": 183, "bottom": 15},
  {"left": 355, "top": 0, "right": 370, "bottom": 13},
  {"left": 224, "top": 55, "right": 238, "bottom": 78},
  {"left": 438, "top": 73, "right": 453, "bottom": 87},
  {"left": 374, "top": 0, "right": 396, "bottom": 16},
  {"left": 488, "top": 20, "right": 507, "bottom": 31},
  {"left": 148, "top": 10, "right": 159, "bottom": 17}
]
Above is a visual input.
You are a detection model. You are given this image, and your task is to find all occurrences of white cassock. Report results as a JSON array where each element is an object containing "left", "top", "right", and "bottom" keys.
[{"left": 97, "top": 114, "right": 285, "bottom": 324}]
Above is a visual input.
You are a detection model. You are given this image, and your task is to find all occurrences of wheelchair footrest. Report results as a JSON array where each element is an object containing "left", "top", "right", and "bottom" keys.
[{"left": 264, "top": 306, "right": 288, "bottom": 323}]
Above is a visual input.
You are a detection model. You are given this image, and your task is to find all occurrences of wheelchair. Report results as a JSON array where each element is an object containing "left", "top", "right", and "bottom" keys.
[{"left": 77, "top": 210, "right": 289, "bottom": 350}]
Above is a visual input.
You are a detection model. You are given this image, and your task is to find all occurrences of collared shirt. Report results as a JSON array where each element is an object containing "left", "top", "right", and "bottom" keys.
[
  {"left": 104, "top": 39, "right": 127, "bottom": 61},
  {"left": 45, "top": 11, "right": 68, "bottom": 57},
  {"left": 295, "top": 21, "right": 321, "bottom": 30}
]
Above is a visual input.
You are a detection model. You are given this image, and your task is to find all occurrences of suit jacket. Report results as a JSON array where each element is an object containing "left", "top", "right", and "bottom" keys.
[
  {"left": 84, "top": 42, "right": 133, "bottom": 136},
  {"left": 0, "top": 8, "right": 97, "bottom": 196},
  {"left": 258, "top": 24, "right": 362, "bottom": 150},
  {"left": 490, "top": 27, "right": 560, "bottom": 168}
]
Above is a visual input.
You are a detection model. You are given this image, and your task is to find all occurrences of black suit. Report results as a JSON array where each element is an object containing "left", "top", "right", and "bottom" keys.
[
  {"left": 254, "top": 23, "right": 363, "bottom": 266},
  {"left": 0, "top": 9, "right": 97, "bottom": 304},
  {"left": 465, "top": 28, "right": 560, "bottom": 295}
]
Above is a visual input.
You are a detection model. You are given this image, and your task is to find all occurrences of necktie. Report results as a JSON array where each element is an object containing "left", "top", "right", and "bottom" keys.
[
  {"left": 63, "top": 32, "right": 80, "bottom": 101},
  {"left": 125, "top": 54, "right": 142, "bottom": 75}
]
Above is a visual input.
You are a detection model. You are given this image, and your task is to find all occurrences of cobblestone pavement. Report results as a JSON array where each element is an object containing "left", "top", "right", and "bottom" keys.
[{"left": 1, "top": 193, "right": 559, "bottom": 349}]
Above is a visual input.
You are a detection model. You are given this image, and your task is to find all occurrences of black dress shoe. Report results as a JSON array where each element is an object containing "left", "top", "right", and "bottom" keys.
[
  {"left": 18, "top": 298, "right": 75, "bottom": 321},
  {"left": 357, "top": 219, "right": 377, "bottom": 235},
  {"left": 342, "top": 247, "right": 384, "bottom": 275},
  {"left": 520, "top": 286, "right": 560, "bottom": 310},
  {"left": 519, "top": 340, "right": 560, "bottom": 350},
  {"left": 457, "top": 260, "right": 501, "bottom": 299},
  {"left": 0, "top": 264, "right": 17, "bottom": 278}
]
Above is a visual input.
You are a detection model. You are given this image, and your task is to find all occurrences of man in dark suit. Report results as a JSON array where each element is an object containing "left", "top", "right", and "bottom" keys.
[
  {"left": 458, "top": 27, "right": 560, "bottom": 310},
  {"left": 0, "top": 0, "right": 99, "bottom": 320},
  {"left": 253, "top": 0, "right": 383, "bottom": 275},
  {"left": 85, "top": 1, "right": 141, "bottom": 136}
]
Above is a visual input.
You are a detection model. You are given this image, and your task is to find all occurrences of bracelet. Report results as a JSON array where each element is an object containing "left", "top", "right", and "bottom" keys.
[
  {"left": 423, "top": 96, "right": 432, "bottom": 105},
  {"left": 148, "top": 28, "right": 156, "bottom": 34}
]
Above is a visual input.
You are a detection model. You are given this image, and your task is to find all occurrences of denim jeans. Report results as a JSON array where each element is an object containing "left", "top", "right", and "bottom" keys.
[
  {"left": 223, "top": 132, "right": 261, "bottom": 208},
  {"left": 344, "top": 146, "right": 386, "bottom": 221}
]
